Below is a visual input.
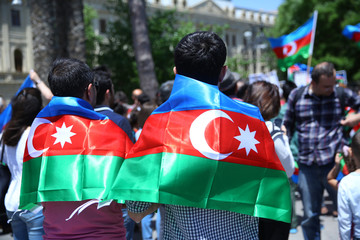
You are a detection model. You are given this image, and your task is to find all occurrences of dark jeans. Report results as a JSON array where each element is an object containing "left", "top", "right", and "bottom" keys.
[{"left": 298, "top": 162, "right": 333, "bottom": 240}]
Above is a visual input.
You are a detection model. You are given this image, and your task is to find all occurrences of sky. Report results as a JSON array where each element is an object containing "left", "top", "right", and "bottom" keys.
[{"left": 232, "top": 0, "right": 284, "bottom": 12}]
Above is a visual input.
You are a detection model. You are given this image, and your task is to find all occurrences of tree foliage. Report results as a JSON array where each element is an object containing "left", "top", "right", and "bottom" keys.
[
  {"left": 84, "top": 0, "right": 228, "bottom": 97},
  {"left": 269, "top": 0, "right": 360, "bottom": 82}
]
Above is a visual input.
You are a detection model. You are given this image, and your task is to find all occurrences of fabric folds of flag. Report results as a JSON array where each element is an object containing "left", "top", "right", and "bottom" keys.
[
  {"left": 0, "top": 75, "right": 35, "bottom": 132},
  {"left": 268, "top": 15, "right": 315, "bottom": 71},
  {"left": 342, "top": 23, "right": 360, "bottom": 47},
  {"left": 109, "top": 74, "right": 292, "bottom": 223},
  {"left": 19, "top": 97, "right": 133, "bottom": 209}
]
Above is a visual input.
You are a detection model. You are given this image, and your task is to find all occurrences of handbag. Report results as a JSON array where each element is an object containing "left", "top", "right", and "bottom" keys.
[{"left": 0, "top": 139, "right": 11, "bottom": 214}]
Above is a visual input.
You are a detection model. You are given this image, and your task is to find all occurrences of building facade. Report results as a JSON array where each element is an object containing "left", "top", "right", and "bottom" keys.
[{"left": 0, "top": 0, "right": 276, "bottom": 100}]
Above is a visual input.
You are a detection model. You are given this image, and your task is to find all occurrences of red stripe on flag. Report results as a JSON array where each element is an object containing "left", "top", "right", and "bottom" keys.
[
  {"left": 273, "top": 31, "right": 312, "bottom": 59},
  {"left": 24, "top": 115, "right": 133, "bottom": 162},
  {"left": 128, "top": 110, "right": 285, "bottom": 171},
  {"left": 353, "top": 32, "right": 360, "bottom": 42}
]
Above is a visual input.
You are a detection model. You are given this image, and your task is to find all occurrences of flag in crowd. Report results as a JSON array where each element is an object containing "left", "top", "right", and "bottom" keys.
[
  {"left": 19, "top": 96, "right": 133, "bottom": 209},
  {"left": 342, "top": 23, "right": 360, "bottom": 47},
  {"left": 268, "top": 11, "right": 318, "bottom": 71},
  {"left": 110, "top": 74, "right": 292, "bottom": 223},
  {"left": 0, "top": 75, "right": 35, "bottom": 133}
]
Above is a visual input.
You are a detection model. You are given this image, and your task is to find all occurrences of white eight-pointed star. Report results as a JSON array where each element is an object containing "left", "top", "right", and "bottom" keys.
[
  {"left": 51, "top": 122, "right": 76, "bottom": 148},
  {"left": 234, "top": 124, "right": 260, "bottom": 156}
]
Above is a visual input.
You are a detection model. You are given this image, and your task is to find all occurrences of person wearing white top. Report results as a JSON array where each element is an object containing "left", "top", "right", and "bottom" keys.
[
  {"left": 337, "top": 132, "right": 360, "bottom": 240},
  {"left": 0, "top": 88, "right": 44, "bottom": 240}
]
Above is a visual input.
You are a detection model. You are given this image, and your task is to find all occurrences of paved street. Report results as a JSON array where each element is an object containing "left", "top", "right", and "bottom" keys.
[{"left": 0, "top": 195, "right": 339, "bottom": 240}]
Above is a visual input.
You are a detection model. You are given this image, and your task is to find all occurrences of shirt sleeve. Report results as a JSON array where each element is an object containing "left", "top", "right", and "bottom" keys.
[
  {"left": 338, "top": 180, "right": 352, "bottom": 240},
  {"left": 283, "top": 89, "right": 297, "bottom": 140},
  {"left": 344, "top": 88, "right": 360, "bottom": 111},
  {"left": 273, "top": 132, "right": 295, "bottom": 178},
  {"left": 126, "top": 200, "right": 153, "bottom": 213}
]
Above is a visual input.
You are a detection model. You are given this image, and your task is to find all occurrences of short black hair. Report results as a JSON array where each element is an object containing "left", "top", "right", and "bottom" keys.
[
  {"left": 282, "top": 80, "right": 297, "bottom": 101},
  {"left": 311, "top": 62, "right": 335, "bottom": 84},
  {"left": 93, "top": 66, "right": 112, "bottom": 105},
  {"left": 174, "top": 31, "right": 227, "bottom": 85},
  {"left": 48, "top": 58, "right": 94, "bottom": 98}
]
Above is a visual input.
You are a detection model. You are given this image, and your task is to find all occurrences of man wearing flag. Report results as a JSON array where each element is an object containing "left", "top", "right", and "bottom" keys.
[
  {"left": 109, "top": 31, "right": 291, "bottom": 239},
  {"left": 20, "top": 58, "right": 133, "bottom": 239}
]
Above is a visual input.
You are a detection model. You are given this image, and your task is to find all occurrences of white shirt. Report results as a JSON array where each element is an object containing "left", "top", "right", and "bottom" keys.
[
  {"left": 338, "top": 171, "right": 360, "bottom": 240},
  {"left": 266, "top": 121, "right": 295, "bottom": 178},
  {"left": 0, "top": 128, "right": 29, "bottom": 211}
]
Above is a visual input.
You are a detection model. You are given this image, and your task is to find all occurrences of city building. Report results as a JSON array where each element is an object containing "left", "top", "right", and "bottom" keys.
[{"left": 0, "top": 0, "right": 276, "bottom": 100}]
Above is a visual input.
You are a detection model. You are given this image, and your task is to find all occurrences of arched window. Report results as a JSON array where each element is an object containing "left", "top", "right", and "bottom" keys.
[{"left": 14, "top": 49, "right": 22, "bottom": 72}]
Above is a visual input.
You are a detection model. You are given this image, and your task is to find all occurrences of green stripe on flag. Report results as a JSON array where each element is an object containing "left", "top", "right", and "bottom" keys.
[
  {"left": 20, "top": 155, "right": 124, "bottom": 208},
  {"left": 278, "top": 44, "right": 310, "bottom": 71},
  {"left": 110, "top": 152, "right": 291, "bottom": 223}
]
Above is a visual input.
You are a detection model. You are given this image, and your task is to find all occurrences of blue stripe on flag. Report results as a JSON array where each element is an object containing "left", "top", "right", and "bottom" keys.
[
  {"left": 153, "top": 74, "right": 264, "bottom": 121},
  {"left": 268, "top": 15, "right": 314, "bottom": 48}
]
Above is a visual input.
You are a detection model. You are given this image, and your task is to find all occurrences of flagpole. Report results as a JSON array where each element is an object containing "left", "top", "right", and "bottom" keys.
[{"left": 306, "top": 10, "right": 318, "bottom": 79}]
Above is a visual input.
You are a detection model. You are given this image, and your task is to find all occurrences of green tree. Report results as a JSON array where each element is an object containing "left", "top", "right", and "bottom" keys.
[
  {"left": 84, "top": 4, "right": 102, "bottom": 68},
  {"left": 269, "top": 0, "right": 360, "bottom": 82},
  {"left": 93, "top": 1, "right": 225, "bottom": 97}
]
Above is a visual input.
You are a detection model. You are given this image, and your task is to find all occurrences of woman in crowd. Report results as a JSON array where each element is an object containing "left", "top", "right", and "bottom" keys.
[{"left": 0, "top": 88, "right": 44, "bottom": 240}]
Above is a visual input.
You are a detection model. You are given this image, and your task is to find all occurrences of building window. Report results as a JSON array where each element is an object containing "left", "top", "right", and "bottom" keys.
[
  {"left": 225, "top": 34, "right": 229, "bottom": 46},
  {"left": 99, "top": 19, "right": 107, "bottom": 34},
  {"left": 14, "top": 49, "right": 22, "bottom": 72},
  {"left": 11, "top": 9, "right": 21, "bottom": 27},
  {"left": 232, "top": 35, "right": 236, "bottom": 46}
]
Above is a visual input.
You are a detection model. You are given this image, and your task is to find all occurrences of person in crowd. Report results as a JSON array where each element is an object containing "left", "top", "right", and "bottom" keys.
[
  {"left": 283, "top": 62, "right": 360, "bottom": 240},
  {"left": 127, "top": 88, "right": 143, "bottom": 118},
  {"left": 243, "top": 80, "right": 294, "bottom": 239},
  {"left": 337, "top": 131, "right": 360, "bottom": 240},
  {"left": 219, "top": 69, "right": 239, "bottom": 99},
  {"left": 92, "top": 67, "right": 135, "bottom": 240},
  {"left": 113, "top": 90, "right": 131, "bottom": 117},
  {"left": 0, "top": 88, "right": 44, "bottom": 240},
  {"left": 20, "top": 58, "right": 133, "bottom": 239},
  {"left": 116, "top": 31, "right": 291, "bottom": 239}
]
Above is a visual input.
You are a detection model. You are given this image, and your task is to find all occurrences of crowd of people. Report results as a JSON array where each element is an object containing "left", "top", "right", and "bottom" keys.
[{"left": 0, "top": 31, "right": 359, "bottom": 240}]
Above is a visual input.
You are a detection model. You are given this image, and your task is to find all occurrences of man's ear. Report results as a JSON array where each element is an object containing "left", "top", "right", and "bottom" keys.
[
  {"left": 173, "top": 67, "right": 177, "bottom": 76},
  {"left": 84, "top": 83, "right": 96, "bottom": 106},
  {"left": 218, "top": 66, "right": 228, "bottom": 83}
]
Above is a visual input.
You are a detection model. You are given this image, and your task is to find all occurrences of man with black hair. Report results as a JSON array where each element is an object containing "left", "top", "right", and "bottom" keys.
[
  {"left": 93, "top": 67, "right": 134, "bottom": 142},
  {"left": 21, "top": 58, "right": 133, "bottom": 239},
  {"left": 283, "top": 62, "right": 360, "bottom": 240},
  {"left": 121, "top": 31, "right": 262, "bottom": 239}
]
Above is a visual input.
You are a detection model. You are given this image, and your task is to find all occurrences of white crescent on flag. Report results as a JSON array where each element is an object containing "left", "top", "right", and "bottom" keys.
[
  {"left": 283, "top": 41, "right": 297, "bottom": 57},
  {"left": 189, "top": 110, "right": 233, "bottom": 160},
  {"left": 27, "top": 118, "right": 51, "bottom": 158}
]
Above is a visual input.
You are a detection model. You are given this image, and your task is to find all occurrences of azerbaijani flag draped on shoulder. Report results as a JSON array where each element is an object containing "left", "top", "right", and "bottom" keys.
[
  {"left": 268, "top": 11, "right": 318, "bottom": 71},
  {"left": 109, "top": 74, "right": 292, "bottom": 223},
  {"left": 342, "top": 23, "right": 360, "bottom": 47},
  {"left": 19, "top": 96, "right": 133, "bottom": 208}
]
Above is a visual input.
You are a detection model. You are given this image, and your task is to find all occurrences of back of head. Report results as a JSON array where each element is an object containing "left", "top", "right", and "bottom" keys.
[
  {"left": 174, "top": 31, "right": 227, "bottom": 85},
  {"left": 282, "top": 80, "right": 297, "bottom": 101},
  {"left": 243, "top": 81, "right": 280, "bottom": 121},
  {"left": 351, "top": 131, "right": 360, "bottom": 168},
  {"left": 311, "top": 62, "right": 335, "bottom": 84},
  {"left": 93, "top": 66, "right": 113, "bottom": 105},
  {"left": 158, "top": 80, "right": 174, "bottom": 105},
  {"left": 219, "top": 69, "right": 237, "bottom": 96},
  {"left": 48, "top": 58, "right": 94, "bottom": 98},
  {"left": 2, "top": 88, "right": 42, "bottom": 146}
]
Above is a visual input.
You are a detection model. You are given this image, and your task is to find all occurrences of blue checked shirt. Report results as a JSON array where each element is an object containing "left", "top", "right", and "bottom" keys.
[
  {"left": 127, "top": 201, "right": 259, "bottom": 240},
  {"left": 283, "top": 85, "right": 360, "bottom": 166}
]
